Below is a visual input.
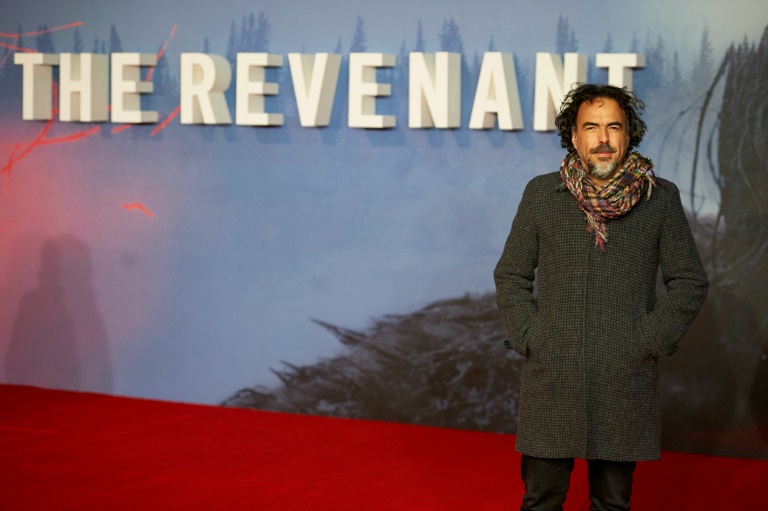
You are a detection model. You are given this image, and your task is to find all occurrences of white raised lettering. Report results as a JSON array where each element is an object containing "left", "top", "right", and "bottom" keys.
[
  {"left": 180, "top": 53, "right": 232, "bottom": 125},
  {"left": 236, "top": 53, "right": 283, "bottom": 126},
  {"left": 596, "top": 53, "right": 646, "bottom": 90},
  {"left": 469, "top": 52, "right": 523, "bottom": 130},
  {"left": 408, "top": 52, "right": 461, "bottom": 129},
  {"left": 14, "top": 53, "right": 60, "bottom": 120},
  {"left": 533, "top": 52, "right": 587, "bottom": 131},
  {"left": 111, "top": 53, "right": 159, "bottom": 124},
  {"left": 348, "top": 53, "right": 396, "bottom": 129},
  {"left": 288, "top": 53, "right": 342, "bottom": 127},
  {"left": 60, "top": 53, "right": 108, "bottom": 122}
]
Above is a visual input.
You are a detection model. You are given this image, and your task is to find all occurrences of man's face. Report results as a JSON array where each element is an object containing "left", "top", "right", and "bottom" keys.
[{"left": 571, "top": 97, "right": 630, "bottom": 182}]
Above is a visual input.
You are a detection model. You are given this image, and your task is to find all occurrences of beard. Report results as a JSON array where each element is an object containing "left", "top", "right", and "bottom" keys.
[
  {"left": 587, "top": 159, "right": 618, "bottom": 180},
  {"left": 586, "top": 142, "right": 621, "bottom": 180}
]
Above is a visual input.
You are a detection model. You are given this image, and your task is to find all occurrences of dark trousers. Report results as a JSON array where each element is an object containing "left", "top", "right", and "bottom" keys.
[{"left": 520, "top": 455, "right": 636, "bottom": 511}]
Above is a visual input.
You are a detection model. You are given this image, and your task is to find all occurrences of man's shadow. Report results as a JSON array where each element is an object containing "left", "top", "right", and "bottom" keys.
[
  {"left": 6, "top": 236, "right": 112, "bottom": 393},
  {"left": 751, "top": 330, "right": 768, "bottom": 443},
  {"left": 658, "top": 293, "right": 737, "bottom": 455}
]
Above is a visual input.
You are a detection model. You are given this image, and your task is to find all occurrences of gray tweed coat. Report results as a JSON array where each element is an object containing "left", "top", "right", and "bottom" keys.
[{"left": 494, "top": 171, "right": 708, "bottom": 462}]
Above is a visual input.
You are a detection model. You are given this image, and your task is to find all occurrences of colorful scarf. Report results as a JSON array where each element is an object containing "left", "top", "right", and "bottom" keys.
[{"left": 560, "top": 151, "right": 657, "bottom": 250}]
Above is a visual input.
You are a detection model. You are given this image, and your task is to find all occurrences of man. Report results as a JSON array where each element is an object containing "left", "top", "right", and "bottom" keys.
[{"left": 493, "top": 83, "right": 708, "bottom": 511}]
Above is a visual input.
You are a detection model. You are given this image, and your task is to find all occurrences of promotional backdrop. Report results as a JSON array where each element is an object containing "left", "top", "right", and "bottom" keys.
[{"left": 2, "top": 0, "right": 767, "bottom": 459}]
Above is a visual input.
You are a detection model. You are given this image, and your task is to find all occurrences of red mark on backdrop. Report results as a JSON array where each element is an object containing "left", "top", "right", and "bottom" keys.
[
  {"left": 2, "top": 23, "right": 167, "bottom": 235},
  {"left": 111, "top": 124, "right": 132, "bottom": 134},
  {"left": 145, "top": 26, "right": 182, "bottom": 138},
  {"left": 1, "top": 22, "right": 84, "bottom": 65},
  {"left": 2, "top": 145, "right": 23, "bottom": 188},
  {"left": 122, "top": 203, "right": 155, "bottom": 218},
  {"left": 1, "top": 82, "right": 102, "bottom": 187},
  {"left": 146, "top": 24, "right": 177, "bottom": 82},
  {"left": 0, "top": 22, "right": 83, "bottom": 39},
  {"left": 2, "top": 23, "right": 180, "bottom": 188},
  {"left": 39, "top": 126, "right": 101, "bottom": 146},
  {"left": 0, "top": 41, "right": 35, "bottom": 54},
  {"left": 151, "top": 105, "right": 181, "bottom": 137},
  {"left": 0, "top": 83, "right": 58, "bottom": 187}
]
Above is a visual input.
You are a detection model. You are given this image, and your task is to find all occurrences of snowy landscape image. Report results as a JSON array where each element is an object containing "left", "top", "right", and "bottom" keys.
[{"left": 1, "top": 0, "right": 766, "bottom": 459}]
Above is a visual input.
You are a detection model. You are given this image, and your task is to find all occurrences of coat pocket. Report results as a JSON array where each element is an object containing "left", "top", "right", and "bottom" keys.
[
  {"left": 523, "top": 312, "right": 545, "bottom": 358},
  {"left": 635, "top": 313, "right": 656, "bottom": 360}
]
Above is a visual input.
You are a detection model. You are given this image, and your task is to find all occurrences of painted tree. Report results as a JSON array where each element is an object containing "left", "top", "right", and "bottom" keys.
[
  {"left": 669, "top": 50, "right": 684, "bottom": 94},
  {"left": 239, "top": 15, "right": 251, "bottom": 52},
  {"left": 556, "top": 14, "right": 567, "bottom": 52},
  {"left": 152, "top": 51, "right": 172, "bottom": 98},
  {"left": 659, "top": 25, "right": 768, "bottom": 453},
  {"left": 225, "top": 20, "right": 237, "bottom": 63},
  {"left": 73, "top": 27, "right": 84, "bottom": 53},
  {"left": 35, "top": 23, "right": 55, "bottom": 53},
  {"left": 591, "top": 33, "right": 615, "bottom": 84},
  {"left": 488, "top": 35, "right": 496, "bottom": 52},
  {"left": 555, "top": 14, "right": 578, "bottom": 53},
  {"left": 350, "top": 16, "right": 367, "bottom": 52},
  {"left": 252, "top": 12, "right": 271, "bottom": 52},
  {"left": 395, "top": 39, "right": 408, "bottom": 90},
  {"left": 222, "top": 19, "right": 239, "bottom": 117},
  {"left": 16, "top": 24, "right": 24, "bottom": 50},
  {"left": 691, "top": 26, "right": 715, "bottom": 91},
  {"left": 0, "top": 25, "right": 25, "bottom": 107},
  {"left": 602, "top": 33, "right": 615, "bottom": 53},
  {"left": 635, "top": 33, "right": 666, "bottom": 97},
  {"left": 708, "top": 28, "right": 768, "bottom": 312},
  {"left": 108, "top": 24, "right": 122, "bottom": 53},
  {"left": 222, "top": 294, "right": 522, "bottom": 433},
  {"left": 472, "top": 51, "right": 481, "bottom": 79},
  {"left": 438, "top": 18, "right": 463, "bottom": 54},
  {"left": 415, "top": 19, "right": 426, "bottom": 52}
]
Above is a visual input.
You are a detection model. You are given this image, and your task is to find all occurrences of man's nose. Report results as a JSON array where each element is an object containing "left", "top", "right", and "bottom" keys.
[{"left": 597, "top": 127, "right": 609, "bottom": 143}]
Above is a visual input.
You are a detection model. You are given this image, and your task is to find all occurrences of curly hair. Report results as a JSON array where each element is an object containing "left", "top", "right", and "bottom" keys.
[{"left": 554, "top": 83, "right": 647, "bottom": 154}]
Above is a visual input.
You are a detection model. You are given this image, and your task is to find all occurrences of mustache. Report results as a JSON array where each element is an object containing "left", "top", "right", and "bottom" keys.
[{"left": 590, "top": 143, "right": 617, "bottom": 154}]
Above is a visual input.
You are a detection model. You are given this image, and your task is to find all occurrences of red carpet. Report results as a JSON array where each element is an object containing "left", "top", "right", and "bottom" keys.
[{"left": 1, "top": 384, "right": 766, "bottom": 510}]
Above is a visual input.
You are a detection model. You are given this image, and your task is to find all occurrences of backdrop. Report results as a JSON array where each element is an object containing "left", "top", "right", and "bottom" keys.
[{"left": 2, "top": 0, "right": 767, "bottom": 459}]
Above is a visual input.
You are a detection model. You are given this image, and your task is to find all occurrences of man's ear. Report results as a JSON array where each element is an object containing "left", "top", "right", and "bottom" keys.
[{"left": 571, "top": 130, "right": 577, "bottom": 148}]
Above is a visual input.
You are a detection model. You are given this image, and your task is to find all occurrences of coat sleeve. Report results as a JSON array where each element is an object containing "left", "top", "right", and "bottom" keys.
[
  {"left": 494, "top": 179, "right": 540, "bottom": 356},
  {"left": 642, "top": 182, "right": 709, "bottom": 357}
]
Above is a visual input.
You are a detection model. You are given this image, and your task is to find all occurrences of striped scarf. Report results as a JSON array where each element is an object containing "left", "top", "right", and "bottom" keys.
[{"left": 560, "top": 151, "right": 657, "bottom": 251}]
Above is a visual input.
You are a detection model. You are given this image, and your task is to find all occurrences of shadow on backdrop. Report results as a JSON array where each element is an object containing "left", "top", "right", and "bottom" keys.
[
  {"left": 751, "top": 329, "right": 768, "bottom": 444},
  {"left": 5, "top": 236, "right": 112, "bottom": 394}
]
